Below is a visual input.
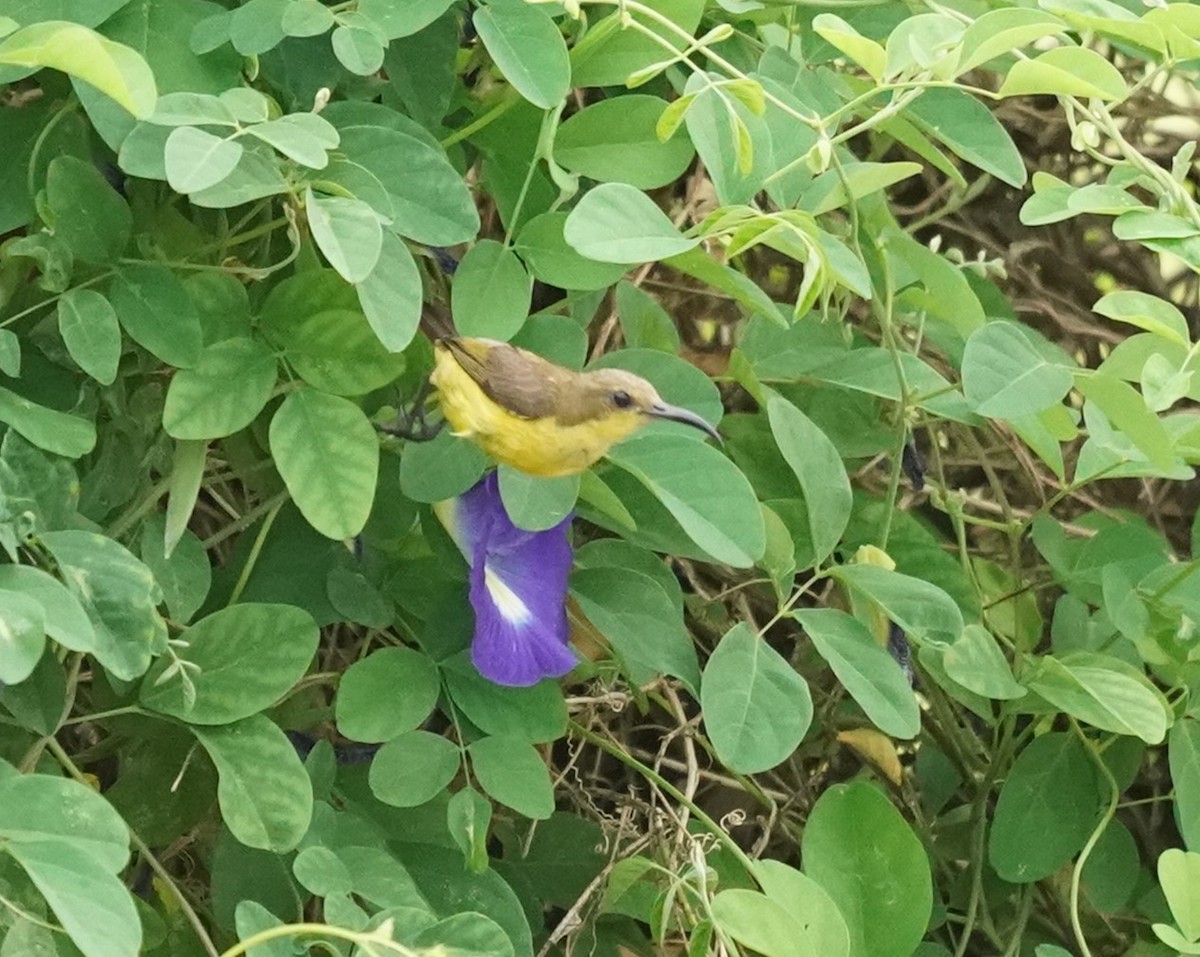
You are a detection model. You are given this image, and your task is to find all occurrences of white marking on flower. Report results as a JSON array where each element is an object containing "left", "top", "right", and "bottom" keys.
[{"left": 484, "top": 567, "right": 531, "bottom": 626}]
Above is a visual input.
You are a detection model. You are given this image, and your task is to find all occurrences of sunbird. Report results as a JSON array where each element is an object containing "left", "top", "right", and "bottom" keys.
[{"left": 431, "top": 337, "right": 722, "bottom": 477}]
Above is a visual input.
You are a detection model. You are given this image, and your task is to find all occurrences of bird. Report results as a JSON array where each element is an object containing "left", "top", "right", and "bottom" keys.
[{"left": 431, "top": 336, "right": 721, "bottom": 477}]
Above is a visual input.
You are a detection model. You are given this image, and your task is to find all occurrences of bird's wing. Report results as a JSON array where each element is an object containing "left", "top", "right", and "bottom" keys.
[{"left": 442, "top": 338, "right": 557, "bottom": 420}]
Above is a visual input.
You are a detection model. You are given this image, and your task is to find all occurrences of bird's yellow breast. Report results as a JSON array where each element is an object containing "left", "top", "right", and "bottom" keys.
[{"left": 432, "top": 346, "right": 644, "bottom": 477}]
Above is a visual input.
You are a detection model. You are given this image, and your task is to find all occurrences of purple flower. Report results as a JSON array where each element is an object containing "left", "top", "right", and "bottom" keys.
[{"left": 435, "top": 473, "right": 577, "bottom": 686}]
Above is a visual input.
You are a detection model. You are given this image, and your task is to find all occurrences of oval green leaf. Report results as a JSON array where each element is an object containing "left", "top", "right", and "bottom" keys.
[
  {"left": 269, "top": 388, "right": 379, "bottom": 541},
  {"left": 140, "top": 603, "right": 319, "bottom": 725},
  {"left": 700, "top": 622, "right": 812, "bottom": 774}
]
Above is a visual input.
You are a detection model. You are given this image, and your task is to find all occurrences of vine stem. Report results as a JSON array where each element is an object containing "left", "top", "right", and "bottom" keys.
[
  {"left": 568, "top": 720, "right": 760, "bottom": 877},
  {"left": 226, "top": 495, "right": 286, "bottom": 604},
  {"left": 219, "top": 922, "right": 419, "bottom": 957},
  {"left": 201, "top": 489, "right": 290, "bottom": 551},
  {"left": 1068, "top": 720, "right": 1121, "bottom": 957}
]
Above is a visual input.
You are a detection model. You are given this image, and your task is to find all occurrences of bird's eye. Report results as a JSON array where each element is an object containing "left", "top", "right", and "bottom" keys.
[{"left": 611, "top": 390, "right": 633, "bottom": 409}]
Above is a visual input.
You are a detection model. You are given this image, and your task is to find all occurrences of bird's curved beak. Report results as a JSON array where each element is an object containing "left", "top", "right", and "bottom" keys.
[{"left": 647, "top": 402, "right": 723, "bottom": 444}]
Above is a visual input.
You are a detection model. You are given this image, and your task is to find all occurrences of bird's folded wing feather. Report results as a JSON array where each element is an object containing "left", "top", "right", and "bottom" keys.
[{"left": 443, "top": 338, "right": 558, "bottom": 420}]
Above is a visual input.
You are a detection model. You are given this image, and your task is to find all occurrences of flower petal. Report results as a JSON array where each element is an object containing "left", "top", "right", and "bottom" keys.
[
  {"left": 469, "top": 553, "right": 576, "bottom": 686},
  {"left": 449, "top": 472, "right": 577, "bottom": 686}
]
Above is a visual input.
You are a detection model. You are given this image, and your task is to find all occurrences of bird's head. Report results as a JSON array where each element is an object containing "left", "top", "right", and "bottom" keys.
[{"left": 566, "top": 368, "right": 721, "bottom": 444}]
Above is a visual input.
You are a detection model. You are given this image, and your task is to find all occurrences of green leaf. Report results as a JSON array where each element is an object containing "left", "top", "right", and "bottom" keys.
[
  {"left": 452, "top": 239, "right": 532, "bottom": 341},
  {"left": 193, "top": 714, "right": 314, "bottom": 852},
  {"left": 801, "top": 161, "right": 922, "bottom": 217},
  {"left": 468, "top": 735, "right": 555, "bottom": 820},
  {"left": 0, "top": 429, "right": 76, "bottom": 535},
  {"left": 163, "top": 338, "right": 278, "bottom": 440},
  {"left": 355, "top": 231, "right": 423, "bottom": 352},
  {"left": 7, "top": 841, "right": 141, "bottom": 957},
  {"left": 1154, "top": 923, "right": 1200, "bottom": 955},
  {"left": 794, "top": 608, "right": 920, "bottom": 739},
  {"left": 440, "top": 653, "right": 568, "bottom": 744},
  {"left": 164, "top": 126, "right": 243, "bottom": 193},
  {"left": 165, "top": 439, "right": 206, "bottom": 560},
  {"left": 0, "top": 385, "right": 94, "bottom": 458},
  {"left": 306, "top": 189, "right": 383, "bottom": 283},
  {"left": 0, "top": 565, "right": 94, "bottom": 660},
  {"left": 1081, "top": 819, "right": 1139, "bottom": 914},
  {"left": 907, "top": 87, "right": 1026, "bottom": 188},
  {"left": 1160, "top": 848, "right": 1200, "bottom": 940},
  {"left": 0, "top": 588, "right": 45, "bottom": 685},
  {"left": 571, "top": 565, "right": 700, "bottom": 691},
  {"left": 571, "top": 0, "right": 705, "bottom": 88},
  {"left": 56, "top": 288, "right": 121, "bottom": 385},
  {"left": 41, "top": 530, "right": 164, "bottom": 681},
  {"left": 1093, "top": 290, "right": 1191, "bottom": 347},
  {"left": 0, "top": 771, "right": 131, "bottom": 868},
  {"left": 497, "top": 467, "right": 577, "bottom": 533},
  {"left": 259, "top": 268, "right": 405, "bottom": 395},
  {"left": 0, "top": 653, "right": 65, "bottom": 736},
  {"left": 711, "top": 889, "right": 815, "bottom": 957},
  {"left": 1075, "top": 372, "right": 1176, "bottom": 471},
  {"left": 399, "top": 429, "right": 489, "bottom": 503},
  {"left": 293, "top": 846, "right": 352, "bottom": 897},
  {"left": 564, "top": 182, "right": 699, "bottom": 264},
  {"left": 189, "top": 144, "right": 289, "bottom": 209},
  {"left": 751, "top": 860, "right": 851, "bottom": 957},
  {"left": 331, "top": 22, "right": 385, "bottom": 75},
  {"left": 998, "top": 46, "right": 1128, "bottom": 102},
  {"left": 683, "top": 74, "right": 773, "bottom": 206},
  {"left": 169, "top": 83, "right": 231, "bottom": 129},
  {"left": 1025, "top": 653, "right": 1169, "bottom": 744},
  {"left": 832, "top": 564, "right": 963, "bottom": 642},
  {"left": 269, "top": 389, "right": 379, "bottom": 540},
  {"left": 414, "top": 913, "right": 513, "bottom": 957},
  {"left": 228, "top": 0, "right": 287, "bottom": 55},
  {"left": 116, "top": 120, "right": 169, "bottom": 180},
  {"left": 957, "top": 9, "right": 1066, "bottom": 73},
  {"left": 1170, "top": 715, "right": 1200, "bottom": 851},
  {"left": 139, "top": 514, "right": 211, "bottom": 624},
  {"left": 962, "top": 321, "right": 1074, "bottom": 419},
  {"left": 802, "top": 781, "right": 932, "bottom": 957},
  {"left": 615, "top": 280, "right": 680, "bottom": 352},
  {"left": 369, "top": 730, "right": 461, "bottom": 807},
  {"left": 988, "top": 732, "right": 1102, "bottom": 882},
  {"left": 44, "top": 156, "right": 131, "bottom": 265},
  {"left": 1113, "top": 210, "right": 1200, "bottom": 242},
  {"left": 447, "top": 787, "right": 492, "bottom": 873},
  {"left": 336, "top": 646, "right": 440, "bottom": 743},
  {"left": 109, "top": 263, "right": 203, "bottom": 369},
  {"left": 665, "top": 247, "right": 780, "bottom": 322},
  {"left": 247, "top": 112, "right": 338, "bottom": 168},
  {"left": 943, "top": 624, "right": 1025, "bottom": 700},
  {"left": 475, "top": 1, "right": 569, "bottom": 109},
  {"left": 329, "top": 113, "right": 479, "bottom": 245},
  {"left": 811, "top": 14, "right": 885, "bottom": 80},
  {"left": 554, "top": 95, "right": 695, "bottom": 189},
  {"left": 140, "top": 603, "right": 319, "bottom": 725},
  {"left": 766, "top": 394, "right": 851, "bottom": 566},
  {"left": 358, "top": 0, "right": 455, "bottom": 38},
  {"left": 514, "top": 212, "right": 628, "bottom": 291},
  {"left": 234, "top": 902, "right": 292, "bottom": 957},
  {"left": 700, "top": 622, "right": 812, "bottom": 774},
  {"left": 607, "top": 433, "right": 764, "bottom": 568},
  {"left": 884, "top": 14, "right": 963, "bottom": 79},
  {"left": 0, "top": 21, "right": 156, "bottom": 117}
]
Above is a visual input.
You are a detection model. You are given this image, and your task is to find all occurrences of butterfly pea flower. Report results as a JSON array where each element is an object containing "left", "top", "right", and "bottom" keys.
[{"left": 434, "top": 472, "right": 577, "bottom": 687}]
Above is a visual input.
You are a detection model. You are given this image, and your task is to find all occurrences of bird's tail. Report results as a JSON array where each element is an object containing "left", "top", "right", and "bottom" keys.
[{"left": 419, "top": 300, "right": 455, "bottom": 341}]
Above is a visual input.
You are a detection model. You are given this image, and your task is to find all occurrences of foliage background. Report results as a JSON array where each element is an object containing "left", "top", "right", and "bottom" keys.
[{"left": 0, "top": 1, "right": 1198, "bottom": 956}]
